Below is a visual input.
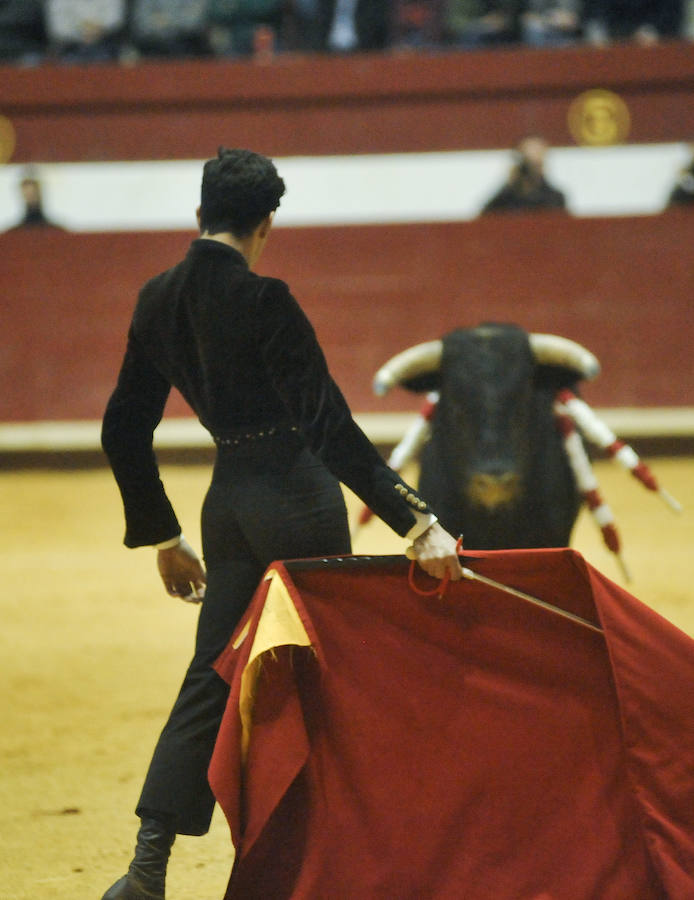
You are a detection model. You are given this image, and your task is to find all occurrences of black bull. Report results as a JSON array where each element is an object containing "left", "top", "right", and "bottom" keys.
[{"left": 375, "top": 324, "right": 598, "bottom": 550}]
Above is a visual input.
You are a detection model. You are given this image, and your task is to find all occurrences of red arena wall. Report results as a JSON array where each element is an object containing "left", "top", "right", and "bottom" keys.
[
  {"left": 3, "top": 211, "right": 692, "bottom": 422},
  {"left": 2, "top": 42, "right": 694, "bottom": 424}
]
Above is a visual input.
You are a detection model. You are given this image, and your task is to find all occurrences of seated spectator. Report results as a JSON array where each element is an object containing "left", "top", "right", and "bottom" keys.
[
  {"left": 480, "top": 135, "right": 568, "bottom": 213},
  {"left": 0, "top": 0, "right": 46, "bottom": 66},
  {"left": 288, "top": 0, "right": 390, "bottom": 54},
  {"left": 207, "top": 0, "right": 288, "bottom": 58},
  {"left": 444, "top": 0, "right": 520, "bottom": 49},
  {"left": 686, "top": 0, "right": 694, "bottom": 38},
  {"left": 520, "top": 0, "right": 583, "bottom": 47},
  {"left": 282, "top": 0, "right": 319, "bottom": 51},
  {"left": 6, "top": 171, "right": 64, "bottom": 230},
  {"left": 583, "top": 0, "right": 684, "bottom": 45},
  {"left": 667, "top": 145, "right": 694, "bottom": 206},
  {"left": 128, "top": 0, "right": 210, "bottom": 59},
  {"left": 45, "top": 0, "right": 128, "bottom": 63},
  {"left": 391, "top": 1, "right": 446, "bottom": 50}
]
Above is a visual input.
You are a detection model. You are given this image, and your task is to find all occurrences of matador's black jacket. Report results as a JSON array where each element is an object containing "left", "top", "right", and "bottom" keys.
[{"left": 102, "top": 239, "right": 432, "bottom": 546}]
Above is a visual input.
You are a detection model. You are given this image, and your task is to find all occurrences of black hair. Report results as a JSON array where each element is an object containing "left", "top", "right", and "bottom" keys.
[{"left": 199, "top": 147, "right": 286, "bottom": 237}]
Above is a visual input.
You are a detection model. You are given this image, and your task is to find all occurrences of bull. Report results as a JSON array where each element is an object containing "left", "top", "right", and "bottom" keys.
[{"left": 371, "top": 322, "right": 601, "bottom": 551}]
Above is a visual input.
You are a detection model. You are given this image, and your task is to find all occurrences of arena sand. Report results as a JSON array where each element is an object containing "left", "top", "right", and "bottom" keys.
[{"left": 1, "top": 458, "right": 692, "bottom": 899}]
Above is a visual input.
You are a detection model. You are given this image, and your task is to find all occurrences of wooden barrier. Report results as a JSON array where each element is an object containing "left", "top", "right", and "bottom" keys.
[
  {"left": 2, "top": 41, "right": 694, "bottom": 162},
  {"left": 2, "top": 209, "right": 692, "bottom": 423}
]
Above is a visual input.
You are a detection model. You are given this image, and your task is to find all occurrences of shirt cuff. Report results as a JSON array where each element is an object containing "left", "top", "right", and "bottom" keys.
[
  {"left": 405, "top": 511, "right": 437, "bottom": 542},
  {"left": 154, "top": 534, "right": 182, "bottom": 550}
]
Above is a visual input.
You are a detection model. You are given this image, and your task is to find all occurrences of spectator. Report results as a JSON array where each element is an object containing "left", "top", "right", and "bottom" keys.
[
  {"left": 289, "top": 0, "right": 390, "bottom": 53},
  {"left": 667, "top": 144, "right": 694, "bottom": 206},
  {"left": 0, "top": 0, "right": 46, "bottom": 66},
  {"left": 282, "top": 0, "right": 319, "bottom": 50},
  {"left": 444, "top": 0, "right": 521, "bottom": 49},
  {"left": 583, "top": 0, "right": 684, "bottom": 45},
  {"left": 686, "top": 0, "right": 694, "bottom": 37},
  {"left": 6, "top": 171, "right": 64, "bottom": 230},
  {"left": 45, "top": 0, "right": 128, "bottom": 63},
  {"left": 520, "top": 0, "right": 583, "bottom": 47},
  {"left": 391, "top": 1, "right": 446, "bottom": 50},
  {"left": 128, "top": 0, "right": 210, "bottom": 58},
  {"left": 480, "top": 135, "right": 568, "bottom": 213},
  {"left": 207, "top": 0, "right": 288, "bottom": 58}
]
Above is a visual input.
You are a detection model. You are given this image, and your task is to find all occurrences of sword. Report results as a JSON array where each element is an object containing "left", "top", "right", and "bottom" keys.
[
  {"left": 406, "top": 545, "right": 603, "bottom": 635},
  {"left": 459, "top": 565, "right": 603, "bottom": 634}
]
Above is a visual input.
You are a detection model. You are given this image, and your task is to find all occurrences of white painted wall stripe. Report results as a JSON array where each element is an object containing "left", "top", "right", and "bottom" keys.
[
  {"left": 1, "top": 144, "right": 691, "bottom": 233},
  {"left": 2, "top": 408, "right": 693, "bottom": 453}
]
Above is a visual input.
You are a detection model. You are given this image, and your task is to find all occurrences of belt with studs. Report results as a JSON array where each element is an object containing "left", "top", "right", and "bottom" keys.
[{"left": 212, "top": 425, "right": 299, "bottom": 448}]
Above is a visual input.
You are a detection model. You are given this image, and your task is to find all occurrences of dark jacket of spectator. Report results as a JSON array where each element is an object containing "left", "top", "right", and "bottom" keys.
[
  {"left": 481, "top": 176, "right": 567, "bottom": 212},
  {"left": 129, "top": 0, "right": 210, "bottom": 57},
  {"left": 292, "top": 0, "right": 391, "bottom": 53},
  {"left": 584, "top": 0, "right": 683, "bottom": 42},
  {"left": 6, "top": 176, "right": 64, "bottom": 230},
  {"left": 391, "top": 1, "right": 446, "bottom": 49},
  {"left": 480, "top": 136, "right": 568, "bottom": 213},
  {"left": 0, "top": 0, "right": 45, "bottom": 63},
  {"left": 667, "top": 155, "right": 694, "bottom": 206}
]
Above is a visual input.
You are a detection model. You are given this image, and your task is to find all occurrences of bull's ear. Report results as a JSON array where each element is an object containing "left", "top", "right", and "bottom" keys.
[
  {"left": 373, "top": 340, "right": 443, "bottom": 396},
  {"left": 529, "top": 334, "right": 600, "bottom": 380}
]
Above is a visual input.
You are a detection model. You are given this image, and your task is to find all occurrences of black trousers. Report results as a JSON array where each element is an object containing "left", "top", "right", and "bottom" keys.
[{"left": 137, "top": 435, "right": 351, "bottom": 835}]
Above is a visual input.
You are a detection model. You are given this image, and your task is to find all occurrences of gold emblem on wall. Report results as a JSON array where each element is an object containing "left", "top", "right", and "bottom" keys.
[
  {"left": 568, "top": 89, "right": 631, "bottom": 146},
  {"left": 0, "top": 115, "right": 17, "bottom": 163}
]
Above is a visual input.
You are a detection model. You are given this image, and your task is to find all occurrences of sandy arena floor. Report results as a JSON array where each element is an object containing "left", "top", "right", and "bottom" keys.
[{"left": 1, "top": 457, "right": 692, "bottom": 899}]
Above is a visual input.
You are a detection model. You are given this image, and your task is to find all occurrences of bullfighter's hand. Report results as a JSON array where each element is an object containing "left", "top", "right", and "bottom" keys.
[
  {"left": 411, "top": 523, "right": 463, "bottom": 582},
  {"left": 157, "top": 536, "right": 207, "bottom": 603}
]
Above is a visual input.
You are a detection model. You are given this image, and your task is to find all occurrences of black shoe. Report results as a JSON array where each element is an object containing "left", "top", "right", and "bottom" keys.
[
  {"left": 101, "top": 873, "right": 162, "bottom": 899},
  {"left": 101, "top": 818, "right": 176, "bottom": 900}
]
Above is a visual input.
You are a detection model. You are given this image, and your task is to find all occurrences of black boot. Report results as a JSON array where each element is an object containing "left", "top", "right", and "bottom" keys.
[{"left": 101, "top": 817, "right": 176, "bottom": 900}]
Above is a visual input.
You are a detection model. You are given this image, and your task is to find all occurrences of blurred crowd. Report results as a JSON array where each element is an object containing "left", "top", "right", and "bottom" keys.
[{"left": 1, "top": 1, "right": 692, "bottom": 67}]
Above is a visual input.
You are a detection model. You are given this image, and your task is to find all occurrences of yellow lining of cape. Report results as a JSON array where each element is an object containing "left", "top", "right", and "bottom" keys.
[{"left": 239, "top": 568, "right": 312, "bottom": 761}]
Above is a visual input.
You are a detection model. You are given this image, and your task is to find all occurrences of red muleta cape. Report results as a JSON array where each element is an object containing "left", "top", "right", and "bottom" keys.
[{"left": 210, "top": 548, "right": 694, "bottom": 899}]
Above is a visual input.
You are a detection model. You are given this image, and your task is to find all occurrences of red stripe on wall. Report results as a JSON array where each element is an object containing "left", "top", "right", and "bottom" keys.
[
  {"left": 3, "top": 41, "right": 694, "bottom": 163},
  {"left": 3, "top": 210, "right": 692, "bottom": 423}
]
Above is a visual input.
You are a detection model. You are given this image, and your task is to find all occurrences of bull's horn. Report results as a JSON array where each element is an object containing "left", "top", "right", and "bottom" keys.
[
  {"left": 529, "top": 334, "right": 601, "bottom": 380},
  {"left": 373, "top": 340, "right": 443, "bottom": 396}
]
